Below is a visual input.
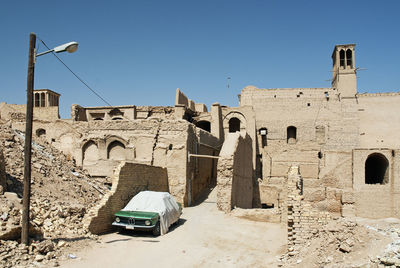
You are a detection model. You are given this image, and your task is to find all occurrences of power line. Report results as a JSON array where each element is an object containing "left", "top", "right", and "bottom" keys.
[{"left": 37, "top": 37, "right": 113, "bottom": 107}]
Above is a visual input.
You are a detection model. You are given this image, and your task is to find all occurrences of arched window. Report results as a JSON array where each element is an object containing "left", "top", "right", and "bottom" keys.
[
  {"left": 107, "top": 140, "right": 126, "bottom": 160},
  {"left": 365, "top": 153, "right": 389, "bottom": 184},
  {"left": 34, "top": 93, "right": 40, "bottom": 107},
  {"left": 40, "top": 93, "right": 46, "bottom": 107},
  {"left": 346, "top": 49, "right": 353, "bottom": 68},
  {"left": 229, "top": 118, "right": 241, "bottom": 133},
  {"left": 82, "top": 141, "right": 99, "bottom": 166},
  {"left": 111, "top": 117, "right": 123, "bottom": 120},
  {"left": 287, "top": 126, "right": 297, "bottom": 144},
  {"left": 339, "top": 49, "right": 345, "bottom": 67},
  {"left": 196, "top": 121, "right": 211, "bottom": 132},
  {"left": 36, "top": 128, "right": 46, "bottom": 137},
  {"left": 93, "top": 118, "right": 104, "bottom": 121}
]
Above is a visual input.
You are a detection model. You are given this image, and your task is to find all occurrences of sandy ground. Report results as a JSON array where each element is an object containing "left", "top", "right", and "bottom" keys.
[{"left": 59, "top": 188, "right": 286, "bottom": 268}]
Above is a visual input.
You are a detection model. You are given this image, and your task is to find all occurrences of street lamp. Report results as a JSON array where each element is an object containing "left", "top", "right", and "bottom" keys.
[{"left": 22, "top": 33, "right": 78, "bottom": 245}]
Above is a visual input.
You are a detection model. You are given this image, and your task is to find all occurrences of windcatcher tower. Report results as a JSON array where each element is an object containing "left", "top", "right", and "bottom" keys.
[{"left": 331, "top": 44, "right": 357, "bottom": 98}]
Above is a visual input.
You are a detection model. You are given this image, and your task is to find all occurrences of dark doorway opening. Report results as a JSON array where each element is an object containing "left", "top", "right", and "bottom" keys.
[
  {"left": 196, "top": 121, "right": 211, "bottom": 132},
  {"left": 229, "top": 118, "right": 240, "bottom": 133},
  {"left": 261, "top": 203, "right": 274, "bottom": 209},
  {"left": 365, "top": 153, "right": 389, "bottom": 184}
]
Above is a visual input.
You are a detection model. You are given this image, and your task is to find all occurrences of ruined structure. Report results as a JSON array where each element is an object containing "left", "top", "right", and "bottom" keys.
[{"left": 1, "top": 44, "right": 399, "bottom": 221}]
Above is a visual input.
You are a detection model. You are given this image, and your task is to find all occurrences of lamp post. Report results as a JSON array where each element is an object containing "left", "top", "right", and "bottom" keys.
[{"left": 22, "top": 32, "right": 78, "bottom": 245}]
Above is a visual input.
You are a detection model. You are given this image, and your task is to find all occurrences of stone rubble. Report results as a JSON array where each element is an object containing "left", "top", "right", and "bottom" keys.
[
  {"left": 0, "top": 122, "right": 109, "bottom": 267},
  {"left": 278, "top": 217, "right": 400, "bottom": 268}
]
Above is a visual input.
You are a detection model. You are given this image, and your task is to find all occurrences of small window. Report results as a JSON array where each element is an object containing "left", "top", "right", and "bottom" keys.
[
  {"left": 287, "top": 126, "right": 297, "bottom": 144},
  {"left": 36, "top": 128, "right": 46, "bottom": 137},
  {"left": 40, "top": 93, "right": 46, "bottom": 107},
  {"left": 34, "top": 93, "right": 40, "bottom": 107},
  {"left": 259, "top": 128, "right": 267, "bottom": 147},
  {"left": 307, "top": 103, "right": 310, "bottom": 107},
  {"left": 346, "top": 49, "right": 353, "bottom": 68},
  {"left": 339, "top": 49, "right": 345, "bottom": 67}
]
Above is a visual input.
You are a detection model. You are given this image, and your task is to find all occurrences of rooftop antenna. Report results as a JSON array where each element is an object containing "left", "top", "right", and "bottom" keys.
[{"left": 227, "top": 77, "right": 231, "bottom": 88}]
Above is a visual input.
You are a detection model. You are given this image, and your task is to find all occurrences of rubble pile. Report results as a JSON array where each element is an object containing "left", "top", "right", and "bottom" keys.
[
  {"left": 365, "top": 224, "right": 400, "bottom": 267},
  {"left": 0, "top": 123, "right": 109, "bottom": 267},
  {"left": 279, "top": 218, "right": 385, "bottom": 267}
]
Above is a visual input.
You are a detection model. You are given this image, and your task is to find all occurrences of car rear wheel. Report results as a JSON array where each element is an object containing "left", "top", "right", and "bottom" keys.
[{"left": 152, "top": 222, "right": 160, "bottom": 236}]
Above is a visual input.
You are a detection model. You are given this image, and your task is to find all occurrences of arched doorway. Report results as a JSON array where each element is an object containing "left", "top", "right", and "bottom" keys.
[
  {"left": 365, "top": 153, "right": 389, "bottom": 184},
  {"left": 107, "top": 140, "right": 126, "bottom": 160},
  {"left": 82, "top": 140, "right": 99, "bottom": 166},
  {"left": 229, "top": 118, "right": 241, "bottom": 133}
]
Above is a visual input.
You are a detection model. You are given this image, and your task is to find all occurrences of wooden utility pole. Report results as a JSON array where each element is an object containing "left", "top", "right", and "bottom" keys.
[{"left": 22, "top": 32, "right": 36, "bottom": 245}]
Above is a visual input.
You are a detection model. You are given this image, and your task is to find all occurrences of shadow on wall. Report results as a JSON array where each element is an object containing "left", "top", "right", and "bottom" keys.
[
  {"left": 84, "top": 162, "right": 169, "bottom": 235},
  {"left": 217, "top": 132, "right": 253, "bottom": 213}
]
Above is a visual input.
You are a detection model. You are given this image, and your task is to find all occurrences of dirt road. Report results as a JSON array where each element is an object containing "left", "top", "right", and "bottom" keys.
[{"left": 60, "top": 188, "right": 286, "bottom": 268}]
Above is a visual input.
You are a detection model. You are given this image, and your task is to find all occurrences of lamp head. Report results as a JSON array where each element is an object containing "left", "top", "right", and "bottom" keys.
[{"left": 53, "top": 41, "right": 78, "bottom": 53}]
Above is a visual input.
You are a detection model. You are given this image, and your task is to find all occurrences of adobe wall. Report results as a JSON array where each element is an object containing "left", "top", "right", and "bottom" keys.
[
  {"left": 217, "top": 132, "right": 253, "bottom": 212},
  {"left": 175, "top": 88, "right": 208, "bottom": 113},
  {"left": 352, "top": 149, "right": 400, "bottom": 218},
  {"left": 357, "top": 93, "right": 400, "bottom": 148},
  {"left": 84, "top": 162, "right": 168, "bottom": 234},
  {"left": 286, "top": 166, "right": 331, "bottom": 249},
  {"left": 0, "top": 103, "right": 59, "bottom": 121},
  {"left": 239, "top": 86, "right": 358, "bottom": 211},
  {"left": 15, "top": 118, "right": 219, "bottom": 206},
  {"left": 71, "top": 105, "right": 175, "bottom": 121},
  {"left": 0, "top": 103, "right": 26, "bottom": 121}
]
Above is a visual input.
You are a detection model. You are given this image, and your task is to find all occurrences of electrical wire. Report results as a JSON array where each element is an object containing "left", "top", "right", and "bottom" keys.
[{"left": 37, "top": 37, "right": 113, "bottom": 107}]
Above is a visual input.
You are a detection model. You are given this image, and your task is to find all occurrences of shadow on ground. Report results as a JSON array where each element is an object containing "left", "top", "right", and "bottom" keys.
[{"left": 114, "top": 218, "right": 187, "bottom": 240}]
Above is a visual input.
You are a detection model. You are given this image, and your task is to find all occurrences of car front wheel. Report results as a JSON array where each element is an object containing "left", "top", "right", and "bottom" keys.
[{"left": 152, "top": 222, "right": 160, "bottom": 236}]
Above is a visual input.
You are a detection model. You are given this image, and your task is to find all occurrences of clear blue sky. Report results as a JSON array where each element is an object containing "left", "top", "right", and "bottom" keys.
[{"left": 1, "top": 1, "right": 400, "bottom": 118}]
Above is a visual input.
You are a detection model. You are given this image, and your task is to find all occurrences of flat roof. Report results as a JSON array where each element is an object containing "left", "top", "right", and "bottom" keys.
[{"left": 33, "top": 89, "right": 61, "bottom": 96}]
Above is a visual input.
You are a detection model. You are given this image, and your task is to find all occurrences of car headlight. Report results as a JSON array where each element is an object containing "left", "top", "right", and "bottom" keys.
[
  {"left": 115, "top": 217, "right": 120, "bottom": 223},
  {"left": 145, "top": 220, "right": 151, "bottom": 226}
]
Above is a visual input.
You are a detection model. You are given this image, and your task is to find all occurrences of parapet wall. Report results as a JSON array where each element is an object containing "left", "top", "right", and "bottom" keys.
[
  {"left": 217, "top": 132, "right": 253, "bottom": 212},
  {"left": 84, "top": 162, "right": 168, "bottom": 234}
]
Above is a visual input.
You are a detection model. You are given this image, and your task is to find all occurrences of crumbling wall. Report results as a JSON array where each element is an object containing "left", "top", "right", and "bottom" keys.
[
  {"left": 0, "top": 102, "right": 59, "bottom": 121},
  {"left": 0, "top": 103, "right": 26, "bottom": 121},
  {"left": 71, "top": 104, "right": 87, "bottom": 121},
  {"left": 286, "top": 166, "right": 331, "bottom": 251},
  {"left": 84, "top": 162, "right": 168, "bottom": 234},
  {"left": 217, "top": 132, "right": 253, "bottom": 212},
  {"left": 175, "top": 88, "right": 208, "bottom": 113}
]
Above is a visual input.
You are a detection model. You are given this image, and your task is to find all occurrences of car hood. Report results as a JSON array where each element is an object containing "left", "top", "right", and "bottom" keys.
[{"left": 114, "top": 210, "right": 159, "bottom": 219}]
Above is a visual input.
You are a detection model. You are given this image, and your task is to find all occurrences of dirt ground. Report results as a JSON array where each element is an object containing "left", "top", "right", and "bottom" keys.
[{"left": 59, "top": 188, "right": 287, "bottom": 268}]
